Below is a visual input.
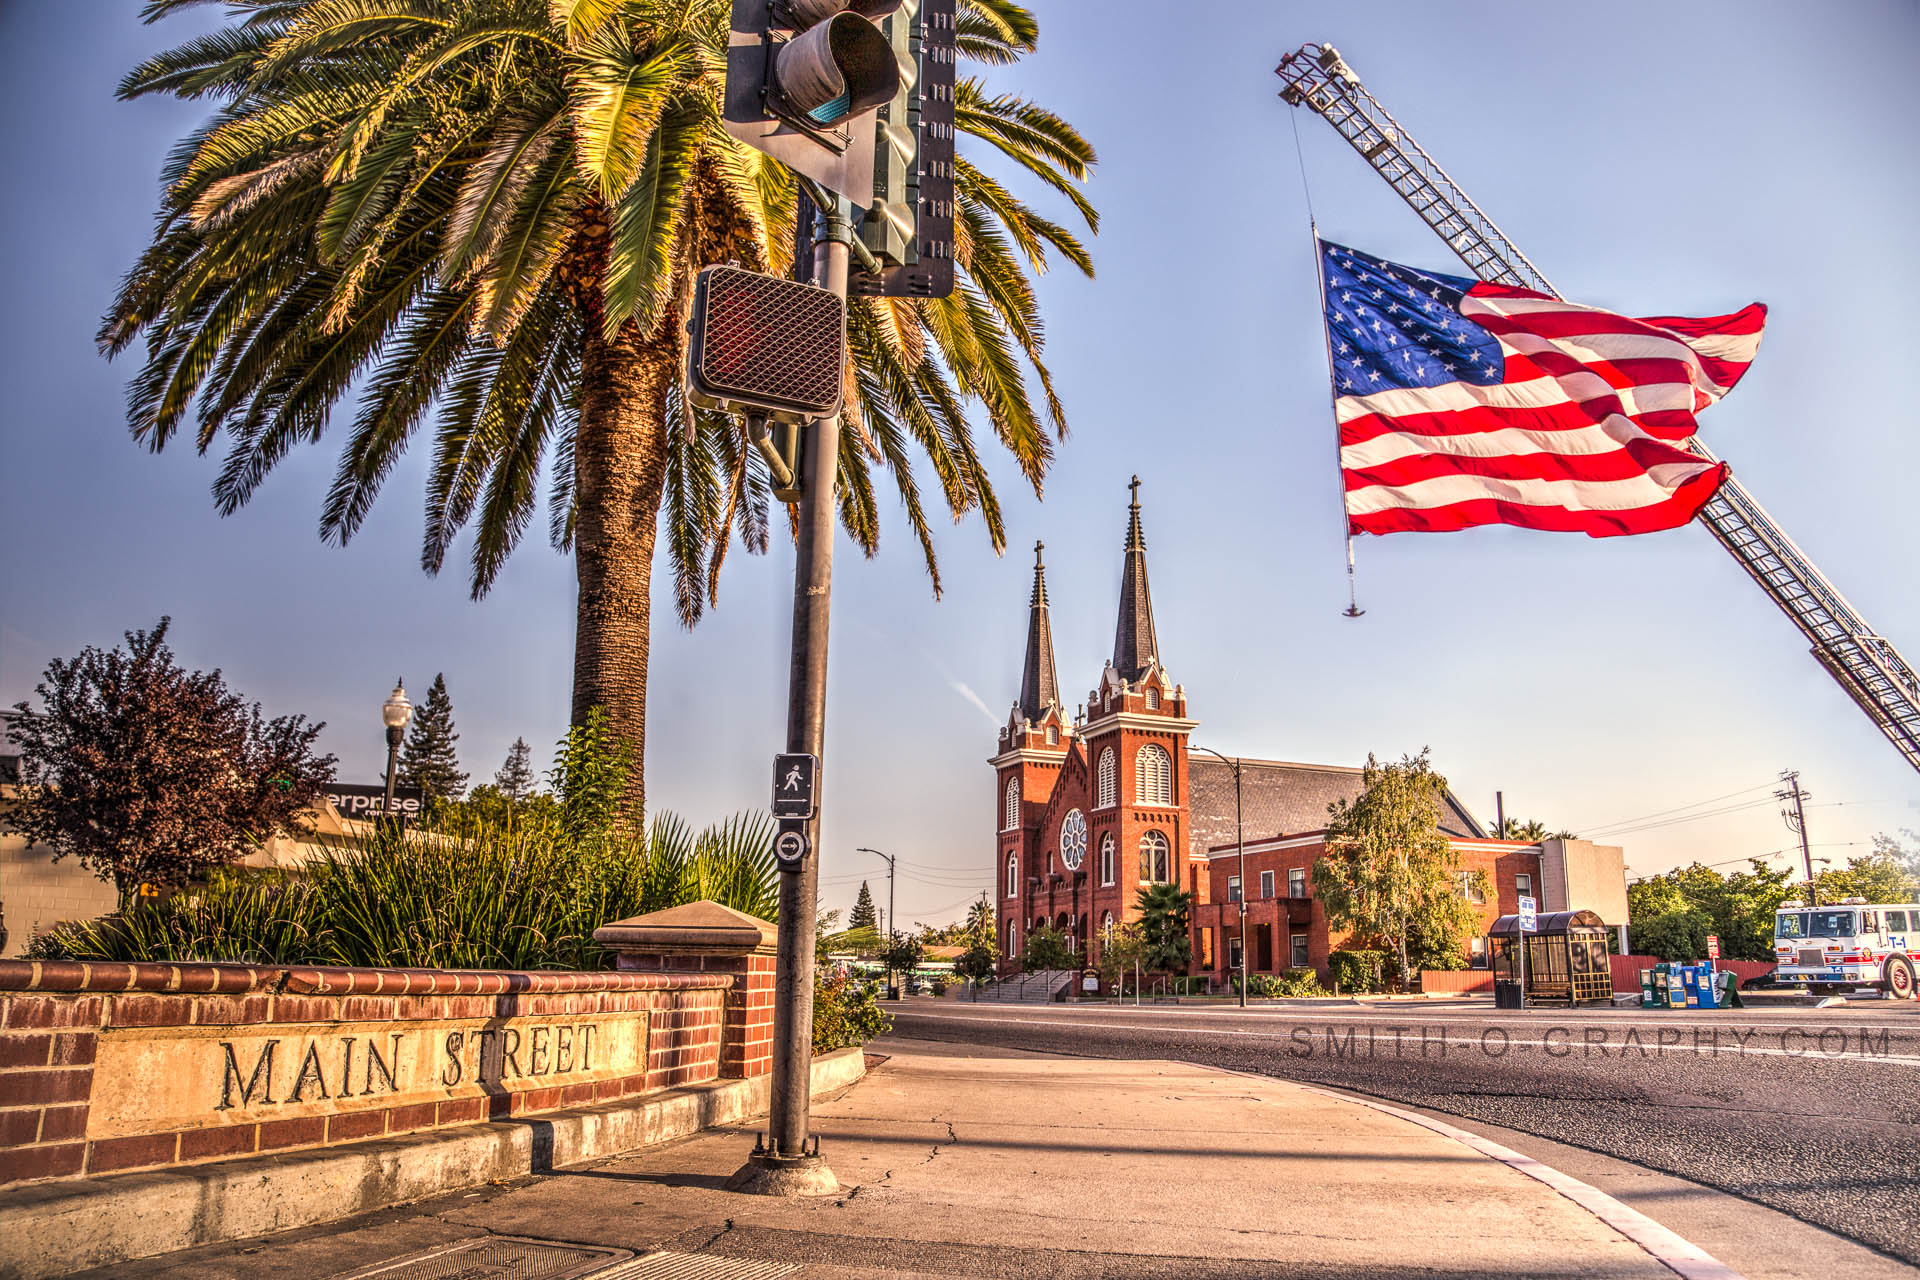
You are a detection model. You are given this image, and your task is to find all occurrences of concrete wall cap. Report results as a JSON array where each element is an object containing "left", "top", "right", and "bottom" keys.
[{"left": 594, "top": 900, "right": 778, "bottom": 953}]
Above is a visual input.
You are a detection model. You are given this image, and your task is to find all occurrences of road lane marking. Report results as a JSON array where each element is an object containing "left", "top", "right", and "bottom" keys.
[{"left": 895, "top": 1011, "right": 1920, "bottom": 1066}]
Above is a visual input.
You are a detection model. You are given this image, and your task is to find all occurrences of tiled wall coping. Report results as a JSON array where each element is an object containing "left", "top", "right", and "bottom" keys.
[{"left": 0, "top": 959, "right": 730, "bottom": 996}]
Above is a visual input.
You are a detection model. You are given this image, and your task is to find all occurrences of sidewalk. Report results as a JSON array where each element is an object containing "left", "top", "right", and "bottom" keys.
[{"left": 87, "top": 1037, "right": 1730, "bottom": 1280}]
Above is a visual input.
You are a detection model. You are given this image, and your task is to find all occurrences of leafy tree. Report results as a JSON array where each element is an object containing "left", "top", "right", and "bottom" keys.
[
  {"left": 7, "top": 619, "right": 336, "bottom": 895},
  {"left": 881, "top": 930, "right": 925, "bottom": 990},
  {"left": 107, "top": 0, "right": 1099, "bottom": 815},
  {"left": 1813, "top": 840, "right": 1920, "bottom": 905},
  {"left": 494, "top": 737, "right": 536, "bottom": 801},
  {"left": 1019, "top": 923, "right": 1076, "bottom": 973},
  {"left": 1626, "top": 859, "right": 1791, "bottom": 961},
  {"left": 954, "top": 932, "right": 998, "bottom": 995},
  {"left": 1134, "top": 881, "right": 1193, "bottom": 975},
  {"left": 1406, "top": 869, "right": 1486, "bottom": 974},
  {"left": 549, "top": 706, "right": 633, "bottom": 843},
  {"left": 1096, "top": 920, "right": 1148, "bottom": 991},
  {"left": 850, "top": 881, "right": 879, "bottom": 933},
  {"left": 399, "top": 674, "right": 467, "bottom": 802},
  {"left": 1312, "top": 750, "right": 1465, "bottom": 985}
]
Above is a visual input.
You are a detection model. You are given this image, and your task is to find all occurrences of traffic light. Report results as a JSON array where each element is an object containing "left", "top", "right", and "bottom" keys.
[
  {"left": 849, "top": 0, "right": 956, "bottom": 298},
  {"left": 722, "top": 0, "right": 906, "bottom": 205}
]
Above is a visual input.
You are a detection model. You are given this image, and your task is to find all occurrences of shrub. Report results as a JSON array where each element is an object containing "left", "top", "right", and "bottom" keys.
[
  {"left": 929, "top": 979, "right": 947, "bottom": 996},
  {"left": 1330, "top": 949, "right": 1389, "bottom": 994},
  {"left": 29, "top": 806, "right": 777, "bottom": 971},
  {"left": 813, "top": 968, "right": 892, "bottom": 1052},
  {"left": 1231, "top": 969, "right": 1328, "bottom": 999}
]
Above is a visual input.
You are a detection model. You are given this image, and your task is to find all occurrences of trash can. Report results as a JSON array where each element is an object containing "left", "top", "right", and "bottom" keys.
[{"left": 1494, "top": 979, "right": 1523, "bottom": 1009}]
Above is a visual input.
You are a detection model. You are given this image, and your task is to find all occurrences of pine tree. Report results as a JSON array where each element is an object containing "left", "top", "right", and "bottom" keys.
[
  {"left": 399, "top": 674, "right": 467, "bottom": 802},
  {"left": 850, "top": 882, "right": 879, "bottom": 933},
  {"left": 494, "top": 737, "right": 535, "bottom": 802}
]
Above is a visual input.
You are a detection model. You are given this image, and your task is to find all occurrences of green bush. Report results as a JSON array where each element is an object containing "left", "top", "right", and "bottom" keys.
[
  {"left": 813, "top": 969, "right": 891, "bottom": 1052},
  {"left": 1231, "top": 969, "right": 1328, "bottom": 999},
  {"left": 928, "top": 979, "right": 947, "bottom": 997},
  {"left": 29, "top": 808, "right": 777, "bottom": 971},
  {"left": 1330, "top": 949, "right": 1389, "bottom": 994}
]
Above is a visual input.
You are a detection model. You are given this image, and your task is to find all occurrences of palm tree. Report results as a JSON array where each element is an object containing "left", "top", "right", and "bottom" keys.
[
  {"left": 1491, "top": 817, "right": 1550, "bottom": 841},
  {"left": 104, "top": 0, "right": 1097, "bottom": 814}
]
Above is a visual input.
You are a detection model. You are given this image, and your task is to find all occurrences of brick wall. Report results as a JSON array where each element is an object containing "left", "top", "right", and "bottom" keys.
[
  {"left": 0, "top": 959, "right": 737, "bottom": 1189},
  {"left": 0, "top": 832, "right": 119, "bottom": 959}
]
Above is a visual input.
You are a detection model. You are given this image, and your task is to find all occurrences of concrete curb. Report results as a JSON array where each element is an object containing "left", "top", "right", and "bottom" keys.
[
  {"left": 1288, "top": 1081, "right": 1745, "bottom": 1280},
  {"left": 0, "top": 1047, "right": 866, "bottom": 1280}
]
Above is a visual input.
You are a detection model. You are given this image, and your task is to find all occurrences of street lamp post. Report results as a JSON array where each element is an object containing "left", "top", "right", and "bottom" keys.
[
  {"left": 381, "top": 679, "right": 412, "bottom": 822},
  {"left": 856, "top": 847, "right": 897, "bottom": 998},
  {"left": 1191, "top": 746, "right": 1247, "bottom": 1008}
]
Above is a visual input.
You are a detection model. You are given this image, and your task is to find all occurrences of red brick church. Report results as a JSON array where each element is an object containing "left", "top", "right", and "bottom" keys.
[{"left": 990, "top": 479, "right": 1548, "bottom": 984}]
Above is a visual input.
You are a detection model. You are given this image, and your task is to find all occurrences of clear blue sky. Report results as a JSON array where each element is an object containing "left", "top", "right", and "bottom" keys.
[{"left": 2, "top": 2, "right": 1915, "bottom": 928}]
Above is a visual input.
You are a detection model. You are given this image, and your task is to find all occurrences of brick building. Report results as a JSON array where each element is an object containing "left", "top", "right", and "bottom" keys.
[{"left": 989, "top": 480, "right": 1556, "bottom": 985}]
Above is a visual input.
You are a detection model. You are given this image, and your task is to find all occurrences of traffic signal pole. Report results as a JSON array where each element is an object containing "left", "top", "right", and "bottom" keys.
[{"left": 733, "top": 202, "right": 849, "bottom": 1198}]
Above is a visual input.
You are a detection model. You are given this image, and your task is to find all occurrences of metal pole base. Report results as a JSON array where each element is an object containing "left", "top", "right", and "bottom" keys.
[{"left": 726, "top": 1138, "right": 839, "bottom": 1197}]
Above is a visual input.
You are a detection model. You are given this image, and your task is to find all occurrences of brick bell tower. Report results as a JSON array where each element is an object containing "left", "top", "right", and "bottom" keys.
[
  {"left": 1079, "top": 477, "right": 1198, "bottom": 954},
  {"left": 990, "top": 541, "right": 1071, "bottom": 970}
]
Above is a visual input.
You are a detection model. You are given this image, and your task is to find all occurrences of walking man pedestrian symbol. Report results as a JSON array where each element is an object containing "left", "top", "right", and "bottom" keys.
[{"left": 771, "top": 754, "right": 816, "bottom": 819}]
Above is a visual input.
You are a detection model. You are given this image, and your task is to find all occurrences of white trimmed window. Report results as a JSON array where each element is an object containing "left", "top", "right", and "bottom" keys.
[
  {"left": 1145, "top": 686, "right": 1160, "bottom": 710},
  {"left": 1059, "top": 810, "right": 1088, "bottom": 872},
  {"left": 1102, "top": 911, "right": 1114, "bottom": 944},
  {"left": 1046, "top": 724, "right": 1059, "bottom": 745},
  {"left": 1139, "top": 830, "right": 1171, "bottom": 882},
  {"left": 1003, "top": 776, "right": 1021, "bottom": 831},
  {"left": 1260, "top": 870, "right": 1275, "bottom": 899},
  {"left": 1097, "top": 748, "right": 1117, "bottom": 809},
  {"left": 1227, "top": 875, "right": 1242, "bottom": 903},
  {"left": 1135, "top": 744, "right": 1173, "bottom": 805},
  {"left": 1005, "top": 853, "right": 1018, "bottom": 899},
  {"left": 1007, "top": 923, "right": 1018, "bottom": 958},
  {"left": 1099, "top": 833, "right": 1115, "bottom": 886}
]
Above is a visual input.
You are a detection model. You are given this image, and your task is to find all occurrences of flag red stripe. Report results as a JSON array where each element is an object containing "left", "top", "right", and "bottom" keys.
[
  {"left": 1348, "top": 465, "right": 1727, "bottom": 538},
  {"left": 1347, "top": 442, "right": 1709, "bottom": 490}
]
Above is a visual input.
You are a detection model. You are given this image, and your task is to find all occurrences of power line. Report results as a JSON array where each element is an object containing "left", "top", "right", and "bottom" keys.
[{"left": 1576, "top": 781, "right": 1776, "bottom": 837}]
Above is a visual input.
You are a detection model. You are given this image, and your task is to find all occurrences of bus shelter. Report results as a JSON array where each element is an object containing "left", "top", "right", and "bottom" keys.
[{"left": 1487, "top": 909, "right": 1613, "bottom": 1006}]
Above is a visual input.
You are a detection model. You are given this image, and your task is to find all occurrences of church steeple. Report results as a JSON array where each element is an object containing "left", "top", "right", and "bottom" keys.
[
  {"left": 1018, "top": 540, "right": 1060, "bottom": 721},
  {"left": 1112, "top": 476, "right": 1160, "bottom": 682}
]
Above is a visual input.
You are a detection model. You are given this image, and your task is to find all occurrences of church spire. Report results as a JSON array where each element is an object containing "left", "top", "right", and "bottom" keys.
[
  {"left": 1018, "top": 540, "right": 1060, "bottom": 722},
  {"left": 1112, "top": 476, "right": 1160, "bottom": 682}
]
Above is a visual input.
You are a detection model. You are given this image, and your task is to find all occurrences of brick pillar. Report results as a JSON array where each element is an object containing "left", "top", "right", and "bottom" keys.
[{"left": 593, "top": 901, "right": 778, "bottom": 1079}]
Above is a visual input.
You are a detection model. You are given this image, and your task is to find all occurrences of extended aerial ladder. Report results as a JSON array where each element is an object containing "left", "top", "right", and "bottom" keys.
[{"left": 1276, "top": 43, "right": 1920, "bottom": 778}]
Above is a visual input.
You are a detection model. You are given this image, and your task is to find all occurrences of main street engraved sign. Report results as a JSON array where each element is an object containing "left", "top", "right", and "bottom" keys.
[{"left": 87, "top": 1012, "right": 648, "bottom": 1140}]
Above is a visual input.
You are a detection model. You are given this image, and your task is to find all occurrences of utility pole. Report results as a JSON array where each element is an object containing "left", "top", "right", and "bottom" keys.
[
  {"left": 857, "top": 846, "right": 898, "bottom": 998},
  {"left": 1776, "top": 769, "right": 1816, "bottom": 905}
]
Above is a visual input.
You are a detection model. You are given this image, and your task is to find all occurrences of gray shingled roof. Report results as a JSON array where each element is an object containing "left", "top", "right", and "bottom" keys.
[{"left": 1187, "top": 757, "right": 1484, "bottom": 858}]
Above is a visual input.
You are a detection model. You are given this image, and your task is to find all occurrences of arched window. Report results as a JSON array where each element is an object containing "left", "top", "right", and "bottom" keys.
[
  {"left": 1006, "top": 922, "right": 1018, "bottom": 958},
  {"left": 1003, "top": 776, "right": 1021, "bottom": 831},
  {"left": 1102, "top": 911, "right": 1114, "bottom": 944},
  {"left": 1097, "top": 749, "right": 1117, "bottom": 809},
  {"left": 1046, "top": 724, "right": 1059, "bottom": 745},
  {"left": 1145, "top": 686, "right": 1161, "bottom": 710},
  {"left": 1005, "top": 853, "right": 1018, "bottom": 899},
  {"left": 1138, "top": 830, "right": 1170, "bottom": 882},
  {"left": 1099, "top": 833, "right": 1115, "bottom": 886},
  {"left": 1135, "top": 744, "right": 1172, "bottom": 805}
]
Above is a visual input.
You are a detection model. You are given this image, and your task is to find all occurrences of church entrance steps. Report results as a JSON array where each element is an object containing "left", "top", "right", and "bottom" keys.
[{"left": 975, "top": 970, "right": 1074, "bottom": 1003}]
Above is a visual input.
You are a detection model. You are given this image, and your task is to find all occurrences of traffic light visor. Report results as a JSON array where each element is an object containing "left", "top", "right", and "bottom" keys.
[{"left": 773, "top": 12, "right": 901, "bottom": 124}]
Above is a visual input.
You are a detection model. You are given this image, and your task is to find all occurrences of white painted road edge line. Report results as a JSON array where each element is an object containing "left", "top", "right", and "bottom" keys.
[{"left": 1288, "top": 1080, "right": 1746, "bottom": 1280}]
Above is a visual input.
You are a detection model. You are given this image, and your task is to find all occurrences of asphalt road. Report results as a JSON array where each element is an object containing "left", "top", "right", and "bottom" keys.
[{"left": 890, "top": 996, "right": 1920, "bottom": 1266}]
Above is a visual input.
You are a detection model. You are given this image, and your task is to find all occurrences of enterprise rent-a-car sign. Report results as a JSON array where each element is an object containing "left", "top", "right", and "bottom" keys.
[{"left": 323, "top": 783, "right": 423, "bottom": 821}]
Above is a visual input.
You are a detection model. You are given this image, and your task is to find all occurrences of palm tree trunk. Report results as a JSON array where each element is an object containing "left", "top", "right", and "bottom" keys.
[{"left": 570, "top": 324, "right": 675, "bottom": 816}]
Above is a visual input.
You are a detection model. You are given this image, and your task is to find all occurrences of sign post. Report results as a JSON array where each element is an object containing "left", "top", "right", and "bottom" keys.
[
  {"left": 1516, "top": 895, "right": 1537, "bottom": 1011},
  {"left": 1706, "top": 933, "right": 1720, "bottom": 970}
]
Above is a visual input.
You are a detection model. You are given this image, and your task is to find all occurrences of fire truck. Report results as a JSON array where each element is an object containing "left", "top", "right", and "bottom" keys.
[{"left": 1773, "top": 898, "right": 1918, "bottom": 998}]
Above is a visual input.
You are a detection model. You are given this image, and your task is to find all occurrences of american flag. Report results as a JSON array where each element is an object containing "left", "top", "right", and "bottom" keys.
[{"left": 1321, "top": 240, "right": 1765, "bottom": 537}]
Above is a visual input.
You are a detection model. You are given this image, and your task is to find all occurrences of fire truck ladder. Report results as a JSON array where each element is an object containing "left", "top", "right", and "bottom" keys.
[{"left": 1277, "top": 43, "right": 1920, "bottom": 777}]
